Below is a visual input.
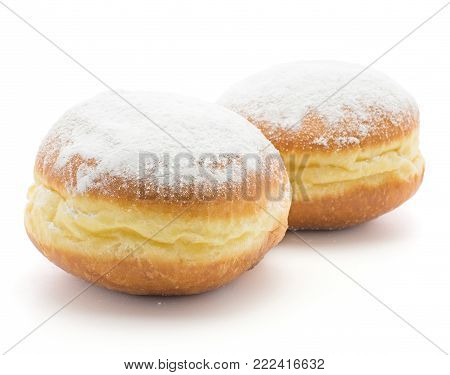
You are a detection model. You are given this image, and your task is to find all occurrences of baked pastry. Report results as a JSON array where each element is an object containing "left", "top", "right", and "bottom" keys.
[
  {"left": 25, "top": 91, "right": 291, "bottom": 295},
  {"left": 219, "top": 61, "right": 424, "bottom": 229}
]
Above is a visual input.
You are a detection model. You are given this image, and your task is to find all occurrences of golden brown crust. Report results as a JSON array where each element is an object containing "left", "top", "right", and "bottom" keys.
[
  {"left": 35, "top": 142, "right": 286, "bottom": 204},
  {"left": 288, "top": 167, "right": 424, "bottom": 230},
  {"left": 249, "top": 108, "right": 419, "bottom": 154},
  {"left": 26, "top": 220, "right": 287, "bottom": 295},
  {"left": 34, "top": 91, "right": 288, "bottom": 204}
]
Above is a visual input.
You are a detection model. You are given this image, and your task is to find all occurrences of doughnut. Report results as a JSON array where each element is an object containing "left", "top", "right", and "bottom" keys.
[
  {"left": 219, "top": 61, "right": 424, "bottom": 229},
  {"left": 25, "top": 91, "right": 291, "bottom": 295}
]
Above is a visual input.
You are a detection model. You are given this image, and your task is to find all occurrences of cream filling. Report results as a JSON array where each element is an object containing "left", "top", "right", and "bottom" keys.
[
  {"left": 25, "top": 181, "right": 289, "bottom": 259},
  {"left": 282, "top": 131, "right": 424, "bottom": 199}
]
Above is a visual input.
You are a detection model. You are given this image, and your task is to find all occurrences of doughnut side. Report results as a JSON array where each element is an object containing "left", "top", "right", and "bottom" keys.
[
  {"left": 283, "top": 129, "right": 424, "bottom": 229},
  {"left": 25, "top": 176, "right": 290, "bottom": 295}
]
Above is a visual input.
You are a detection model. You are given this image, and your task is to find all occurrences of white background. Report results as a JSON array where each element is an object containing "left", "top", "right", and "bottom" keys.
[{"left": 0, "top": 0, "right": 449, "bottom": 374}]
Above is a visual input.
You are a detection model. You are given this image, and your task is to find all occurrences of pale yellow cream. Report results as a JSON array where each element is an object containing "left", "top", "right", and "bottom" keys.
[
  {"left": 25, "top": 181, "right": 290, "bottom": 261},
  {"left": 283, "top": 130, "right": 424, "bottom": 200}
]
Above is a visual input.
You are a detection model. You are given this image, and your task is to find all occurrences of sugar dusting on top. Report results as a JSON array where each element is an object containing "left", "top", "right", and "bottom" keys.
[
  {"left": 218, "top": 61, "right": 418, "bottom": 148},
  {"left": 38, "top": 91, "right": 278, "bottom": 195}
]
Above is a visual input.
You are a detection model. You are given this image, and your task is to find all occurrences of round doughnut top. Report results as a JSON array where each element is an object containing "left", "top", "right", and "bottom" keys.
[
  {"left": 219, "top": 61, "right": 419, "bottom": 152},
  {"left": 36, "top": 91, "right": 280, "bottom": 200}
]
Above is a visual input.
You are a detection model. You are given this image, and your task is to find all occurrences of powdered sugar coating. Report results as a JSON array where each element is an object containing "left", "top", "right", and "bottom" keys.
[
  {"left": 218, "top": 61, "right": 418, "bottom": 149},
  {"left": 37, "top": 91, "right": 280, "bottom": 196}
]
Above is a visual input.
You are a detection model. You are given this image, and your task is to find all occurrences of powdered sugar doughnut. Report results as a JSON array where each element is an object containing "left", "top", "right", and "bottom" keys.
[
  {"left": 219, "top": 61, "right": 424, "bottom": 229},
  {"left": 25, "top": 91, "right": 291, "bottom": 295}
]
